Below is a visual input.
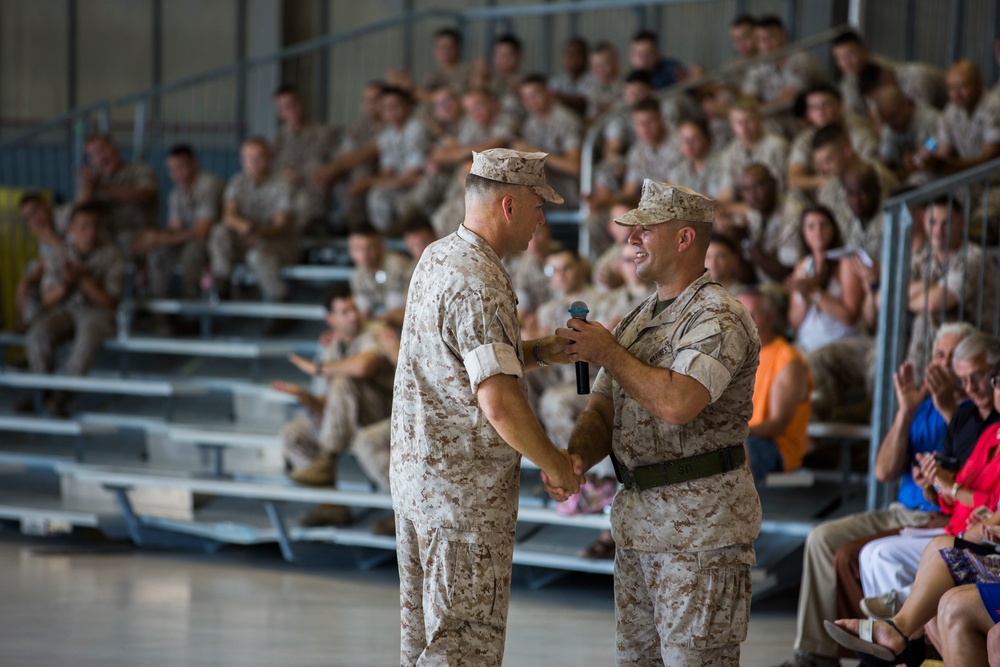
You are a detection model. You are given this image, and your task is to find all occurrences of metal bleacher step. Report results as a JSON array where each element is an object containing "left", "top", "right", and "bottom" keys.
[{"left": 0, "top": 467, "right": 128, "bottom": 538}]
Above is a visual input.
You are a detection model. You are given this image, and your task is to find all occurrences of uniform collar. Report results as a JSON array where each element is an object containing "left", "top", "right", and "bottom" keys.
[
  {"left": 457, "top": 225, "right": 505, "bottom": 271},
  {"left": 643, "top": 270, "right": 717, "bottom": 327}
]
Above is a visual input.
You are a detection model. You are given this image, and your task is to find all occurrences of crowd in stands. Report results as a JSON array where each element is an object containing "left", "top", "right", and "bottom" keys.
[{"left": 9, "top": 13, "right": 1000, "bottom": 664}]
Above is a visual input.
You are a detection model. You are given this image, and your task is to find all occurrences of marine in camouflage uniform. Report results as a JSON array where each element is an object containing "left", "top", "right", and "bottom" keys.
[
  {"left": 556, "top": 180, "right": 761, "bottom": 667},
  {"left": 391, "top": 148, "right": 580, "bottom": 666}
]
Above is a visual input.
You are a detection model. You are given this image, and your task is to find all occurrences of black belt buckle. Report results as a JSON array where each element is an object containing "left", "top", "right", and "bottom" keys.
[{"left": 620, "top": 466, "right": 638, "bottom": 490}]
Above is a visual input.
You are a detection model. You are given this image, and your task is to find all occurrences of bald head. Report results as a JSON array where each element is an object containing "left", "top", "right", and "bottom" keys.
[
  {"left": 872, "top": 85, "right": 913, "bottom": 132},
  {"left": 946, "top": 59, "right": 984, "bottom": 112}
]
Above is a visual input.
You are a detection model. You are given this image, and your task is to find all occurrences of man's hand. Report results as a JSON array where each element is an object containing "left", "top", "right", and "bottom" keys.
[
  {"left": 556, "top": 318, "right": 618, "bottom": 368},
  {"left": 893, "top": 361, "right": 927, "bottom": 418},
  {"left": 925, "top": 363, "right": 958, "bottom": 418},
  {"left": 540, "top": 451, "right": 585, "bottom": 502},
  {"left": 270, "top": 380, "right": 306, "bottom": 399},
  {"left": 288, "top": 353, "right": 317, "bottom": 376},
  {"left": 62, "top": 259, "right": 87, "bottom": 285}
]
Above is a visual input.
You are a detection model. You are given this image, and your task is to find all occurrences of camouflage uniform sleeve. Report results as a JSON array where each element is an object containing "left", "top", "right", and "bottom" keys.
[
  {"left": 99, "top": 248, "right": 128, "bottom": 301},
  {"left": 788, "top": 130, "right": 812, "bottom": 168},
  {"left": 984, "top": 95, "right": 1000, "bottom": 146},
  {"left": 449, "top": 287, "right": 524, "bottom": 392},
  {"left": 271, "top": 179, "right": 293, "bottom": 214},
  {"left": 591, "top": 317, "right": 627, "bottom": 399},
  {"left": 167, "top": 189, "right": 181, "bottom": 224},
  {"left": 402, "top": 121, "right": 430, "bottom": 172},
  {"left": 223, "top": 174, "right": 240, "bottom": 203},
  {"left": 671, "top": 313, "right": 750, "bottom": 403},
  {"left": 194, "top": 175, "right": 223, "bottom": 221}
]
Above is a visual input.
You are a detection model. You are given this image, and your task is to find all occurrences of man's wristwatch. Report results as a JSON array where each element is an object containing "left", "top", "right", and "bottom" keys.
[
  {"left": 951, "top": 482, "right": 961, "bottom": 499},
  {"left": 532, "top": 340, "right": 549, "bottom": 367}
]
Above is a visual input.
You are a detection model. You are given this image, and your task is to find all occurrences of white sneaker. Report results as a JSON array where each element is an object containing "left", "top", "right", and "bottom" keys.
[{"left": 860, "top": 590, "right": 900, "bottom": 620}]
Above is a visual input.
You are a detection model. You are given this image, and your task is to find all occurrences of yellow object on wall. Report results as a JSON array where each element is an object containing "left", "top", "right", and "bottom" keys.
[{"left": 0, "top": 188, "right": 41, "bottom": 332}]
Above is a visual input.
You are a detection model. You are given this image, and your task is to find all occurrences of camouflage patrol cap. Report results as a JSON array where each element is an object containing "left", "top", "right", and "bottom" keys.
[
  {"left": 614, "top": 179, "right": 715, "bottom": 226},
  {"left": 469, "top": 148, "right": 564, "bottom": 204}
]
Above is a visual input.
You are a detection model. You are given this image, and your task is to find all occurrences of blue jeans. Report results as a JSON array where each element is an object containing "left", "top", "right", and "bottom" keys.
[{"left": 745, "top": 436, "right": 784, "bottom": 483}]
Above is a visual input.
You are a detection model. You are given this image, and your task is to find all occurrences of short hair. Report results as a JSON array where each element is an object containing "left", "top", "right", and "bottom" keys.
[
  {"left": 565, "top": 36, "right": 588, "bottom": 52},
  {"left": 323, "top": 284, "right": 354, "bottom": 311},
  {"left": 953, "top": 332, "right": 1000, "bottom": 367},
  {"left": 593, "top": 41, "right": 617, "bottom": 56},
  {"left": 928, "top": 195, "right": 965, "bottom": 217},
  {"left": 806, "top": 82, "right": 843, "bottom": 103},
  {"left": 241, "top": 136, "right": 271, "bottom": 155},
  {"left": 935, "top": 322, "right": 978, "bottom": 350},
  {"left": 546, "top": 245, "right": 581, "bottom": 263},
  {"left": 379, "top": 85, "right": 413, "bottom": 105},
  {"left": 70, "top": 201, "right": 104, "bottom": 222},
  {"left": 731, "top": 14, "right": 757, "bottom": 29},
  {"left": 624, "top": 70, "right": 653, "bottom": 86},
  {"left": 679, "top": 117, "right": 711, "bottom": 140},
  {"left": 858, "top": 61, "right": 888, "bottom": 98},
  {"left": 811, "top": 123, "right": 849, "bottom": 152},
  {"left": 709, "top": 232, "right": 740, "bottom": 255},
  {"left": 273, "top": 83, "right": 299, "bottom": 98},
  {"left": 631, "top": 29, "right": 659, "bottom": 46},
  {"left": 167, "top": 143, "right": 196, "bottom": 160},
  {"left": 348, "top": 221, "right": 381, "bottom": 239},
  {"left": 631, "top": 98, "right": 662, "bottom": 115},
  {"left": 19, "top": 192, "right": 46, "bottom": 208},
  {"left": 520, "top": 73, "right": 548, "bottom": 88},
  {"left": 434, "top": 27, "right": 462, "bottom": 47},
  {"left": 465, "top": 172, "right": 518, "bottom": 202},
  {"left": 831, "top": 30, "right": 865, "bottom": 49},
  {"left": 401, "top": 211, "right": 435, "bottom": 237},
  {"left": 494, "top": 33, "right": 522, "bottom": 53},
  {"left": 729, "top": 96, "right": 762, "bottom": 115},
  {"left": 756, "top": 15, "right": 785, "bottom": 31}
]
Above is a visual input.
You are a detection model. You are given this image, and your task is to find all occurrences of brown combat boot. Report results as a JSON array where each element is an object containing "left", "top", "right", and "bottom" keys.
[
  {"left": 290, "top": 450, "right": 337, "bottom": 487},
  {"left": 299, "top": 503, "right": 352, "bottom": 527}
]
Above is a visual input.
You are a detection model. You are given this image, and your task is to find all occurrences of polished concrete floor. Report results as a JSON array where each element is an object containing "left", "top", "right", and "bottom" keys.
[{"left": 0, "top": 531, "right": 838, "bottom": 667}]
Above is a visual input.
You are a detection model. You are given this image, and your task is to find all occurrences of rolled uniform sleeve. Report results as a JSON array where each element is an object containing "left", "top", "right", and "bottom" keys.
[{"left": 448, "top": 288, "right": 524, "bottom": 392}]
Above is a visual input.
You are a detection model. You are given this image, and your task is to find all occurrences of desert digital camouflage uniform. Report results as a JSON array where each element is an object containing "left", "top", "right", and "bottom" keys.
[
  {"left": 18, "top": 214, "right": 70, "bottom": 327},
  {"left": 424, "top": 62, "right": 474, "bottom": 95},
  {"left": 718, "top": 132, "right": 790, "bottom": 192},
  {"left": 586, "top": 78, "right": 624, "bottom": 120},
  {"left": 334, "top": 116, "right": 382, "bottom": 229},
  {"left": 742, "top": 53, "right": 827, "bottom": 104},
  {"left": 840, "top": 56, "right": 947, "bottom": 117},
  {"left": 879, "top": 102, "right": 940, "bottom": 177},
  {"left": 592, "top": 271, "right": 762, "bottom": 666},
  {"left": 282, "top": 323, "right": 395, "bottom": 486},
  {"left": 148, "top": 171, "right": 224, "bottom": 299},
  {"left": 667, "top": 152, "right": 726, "bottom": 199},
  {"left": 391, "top": 225, "right": 525, "bottom": 666},
  {"left": 273, "top": 122, "right": 338, "bottom": 223},
  {"left": 907, "top": 243, "right": 998, "bottom": 372},
  {"left": 368, "top": 117, "right": 431, "bottom": 233},
  {"left": 93, "top": 162, "right": 159, "bottom": 253},
  {"left": 741, "top": 194, "right": 804, "bottom": 284},
  {"left": 505, "top": 248, "right": 557, "bottom": 317},
  {"left": 624, "top": 137, "right": 681, "bottom": 189},
  {"left": 842, "top": 210, "right": 885, "bottom": 261},
  {"left": 520, "top": 102, "right": 582, "bottom": 205},
  {"left": 349, "top": 250, "right": 414, "bottom": 318},
  {"left": 210, "top": 172, "right": 296, "bottom": 301},
  {"left": 816, "top": 160, "right": 899, "bottom": 233},
  {"left": 26, "top": 238, "right": 126, "bottom": 377}
]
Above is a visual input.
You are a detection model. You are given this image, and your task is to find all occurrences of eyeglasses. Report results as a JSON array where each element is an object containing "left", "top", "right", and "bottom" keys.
[
  {"left": 958, "top": 370, "right": 990, "bottom": 389},
  {"left": 990, "top": 374, "right": 1000, "bottom": 389}
]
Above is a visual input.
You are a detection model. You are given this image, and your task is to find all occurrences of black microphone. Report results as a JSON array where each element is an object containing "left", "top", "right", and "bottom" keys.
[{"left": 569, "top": 301, "right": 590, "bottom": 394}]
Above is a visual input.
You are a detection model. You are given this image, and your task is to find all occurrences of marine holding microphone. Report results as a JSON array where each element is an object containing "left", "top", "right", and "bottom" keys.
[{"left": 545, "top": 180, "right": 763, "bottom": 667}]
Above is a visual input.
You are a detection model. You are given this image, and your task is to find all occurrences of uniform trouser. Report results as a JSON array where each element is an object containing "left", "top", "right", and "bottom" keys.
[
  {"left": 26, "top": 306, "right": 114, "bottom": 376},
  {"left": 208, "top": 226, "right": 298, "bottom": 301},
  {"left": 396, "top": 517, "right": 514, "bottom": 667},
  {"left": 805, "top": 336, "right": 875, "bottom": 421},
  {"left": 281, "top": 415, "right": 391, "bottom": 491},
  {"left": 860, "top": 530, "right": 945, "bottom": 602},
  {"left": 147, "top": 240, "right": 207, "bottom": 299},
  {"left": 614, "top": 543, "right": 755, "bottom": 667},
  {"left": 793, "top": 505, "right": 932, "bottom": 656}
]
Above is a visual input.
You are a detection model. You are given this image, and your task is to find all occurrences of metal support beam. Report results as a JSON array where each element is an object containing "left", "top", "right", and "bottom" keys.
[
  {"left": 263, "top": 501, "right": 296, "bottom": 562},
  {"left": 235, "top": 0, "right": 248, "bottom": 144},
  {"left": 402, "top": 0, "right": 415, "bottom": 73},
  {"left": 317, "top": 0, "right": 331, "bottom": 122},
  {"left": 67, "top": 0, "right": 78, "bottom": 110},
  {"left": 949, "top": 0, "right": 965, "bottom": 65},
  {"left": 150, "top": 0, "right": 163, "bottom": 155},
  {"left": 905, "top": 0, "right": 916, "bottom": 61}
]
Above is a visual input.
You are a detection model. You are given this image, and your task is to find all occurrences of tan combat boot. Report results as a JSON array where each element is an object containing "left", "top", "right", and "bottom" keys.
[{"left": 290, "top": 450, "right": 337, "bottom": 487}]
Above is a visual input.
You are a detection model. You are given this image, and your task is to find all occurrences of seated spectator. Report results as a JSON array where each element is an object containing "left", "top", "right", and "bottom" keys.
[
  {"left": 603, "top": 241, "right": 655, "bottom": 316},
  {"left": 826, "top": 354, "right": 1000, "bottom": 663},
  {"left": 706, "top": 233, "right": 750, "bottom": 293},
  {"left": 312, "top": 80, "right": 384, "bottom": 231},
  {"left": 841, "top": 161, "right": 886, "bottom": 261},
  {"left": 667, "top": 118, "right": 724, "bottom": 198},
  {"left": 592, "top": 198, "right": 641, "bottom": 292},
  {"left": 907, "top": 196, "right": 999, "bottom": 371},
  {"left": 717, "top": 96, "right": 790, "bottom": 201},
  {"left": 585, "top": 41, "right": 623, "bottom": 120},
  {"left": 775, "top": 324, "right": 972, "bottom": 667},
  {"left": 741, "top": 15, "right": 827, "bottom": 128},
  {"left": 870, "top": 84, "right": 941, "bottom": 185},
  {"left": 354, "top": 86, "right": 430, "bottom": 234},
  {"left": 921, "top": 60, "right": 1000, "bottom": 176},
  {"left": 135, "top": 144, "right": 223, "bottom": 301},
  {"left": 274, "top": 286, "right": 395, "bottom": 527},
  {"left": 787, "top": 84, "right": 878, "bottom": 196},
  {"left": 20, "top": 203, "right": 125, "bottom": 417},
  {"left": 271, "top": 84, "right": 337, "bottom": 229},
  {"left": 549, "top": 36, "right": 592, "bottom": 116},
  {"left": 77, "top": 133, "right": 158, "bottom": 256},
  {"left": 812, "top": 122, "right": 899, "bottom": 233},
  {"left": 598, "top": 70, "right": 656, "bottom": 164},
  {"left": 719, "top": 14, "right": 758, "bottom": 91},
  {"left": 209, "top": 137, "right": 296, "bottom": 303},
  {"left": 388, "top": 27, "right": 472, "bottom": 102},
  {"left": 14, "top": 194, "right": 65, "bottom": 331},
  {"left": 512, "top": 74, "right": 582, "bottom": 207},
  {"left": 857, "top": 333, "right": 1000, "bottom": 615},
  {"left": 936, "top": 581, "right": 1000, "bottom": 665},
  {"left": 726, "top": 163, "right": 803, "bottom": 285},
  {"left": 506, "top": 222, "right": 560, "bottom": 322},
  {"left": 737, "top": 286, "right": 812, "bottom": 482},
  {"left": 628, "top": 29, "right": 688, "bottom": 89},
  {"left": 831, "top": 30, "right": 947, "bottom": 117},
  {"left": 347, "top": 224, "right": 413, "bottom": 325},
  {"left": 400, "top": 213, "right": 437, "bottom": 262},
  {"left": 787, "top": 206, "right": 864, "bottom": 354},
  {"left": 479, "top": 33, "right": 524, "bottom": 119}
]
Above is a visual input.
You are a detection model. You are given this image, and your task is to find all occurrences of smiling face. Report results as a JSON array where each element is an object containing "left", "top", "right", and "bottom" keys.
[
  {"left": 627, "top": 220, "right": 682, "bottom": 286},
  {"left": 955, "top": 353, "right": 993, "bottom": 415}
]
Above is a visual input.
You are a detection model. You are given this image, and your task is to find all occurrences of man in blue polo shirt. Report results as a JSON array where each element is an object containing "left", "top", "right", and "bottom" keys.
[{"left": 776, "top": 322, "right": 976, "bottom": 667}]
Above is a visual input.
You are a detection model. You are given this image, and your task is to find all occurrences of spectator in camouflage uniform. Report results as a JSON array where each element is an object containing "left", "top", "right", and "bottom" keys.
[
  {"left": 23, "top": 203, "right": 126, "bottom": 417},
  {"left": 716, "top": 96, "right": 790, "bottom": 201},
  {"left": 346, "top": 224, "right": 413, "bottom": 325},
  {"left": 553, "top": 180, "right": 761, "bottom": 666},
  {"left": 391, "top": 148, "right": 582, "bottom": 666},
  {"left": 14, "top": 194, "right": 66, "bottom": 331}
]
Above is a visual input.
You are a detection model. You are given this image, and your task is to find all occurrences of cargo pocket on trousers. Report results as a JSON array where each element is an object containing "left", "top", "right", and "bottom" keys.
[
  {"left": 436, "top": 534, "right": 500, "bottom": 626},
  {"left": 685, "top": 544, "right": 755, "bottom": 650}
]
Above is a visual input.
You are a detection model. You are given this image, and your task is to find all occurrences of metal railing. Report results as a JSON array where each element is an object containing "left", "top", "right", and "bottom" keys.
[{"left": 871, "top": 157, "right": 1000, "bottom": 510}]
